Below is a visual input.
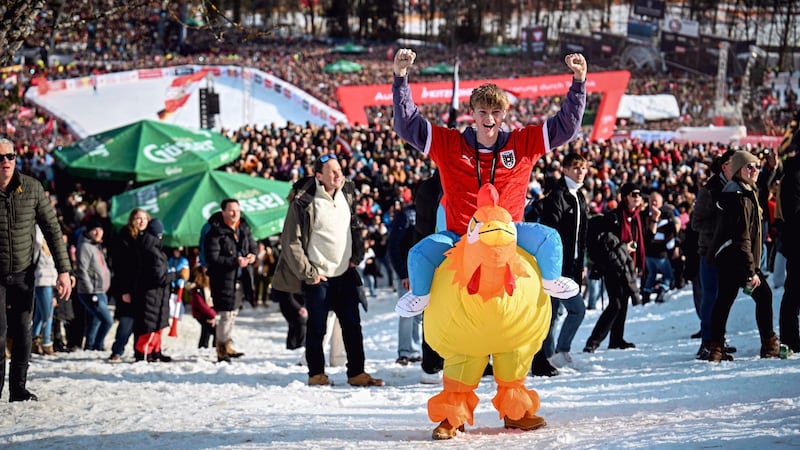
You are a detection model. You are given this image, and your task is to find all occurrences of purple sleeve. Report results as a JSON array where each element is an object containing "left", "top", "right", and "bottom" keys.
[
  {"left": 545, "top": 80, "right": 586, "bottom": 149},
  {"left": 392, "top": 75, "right": 430, "bottom": 153}
]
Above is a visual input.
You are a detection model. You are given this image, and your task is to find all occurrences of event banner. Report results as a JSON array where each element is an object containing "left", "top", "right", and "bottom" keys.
[{"left": 336, "top": 71, "right": 630, "bottom": 141}]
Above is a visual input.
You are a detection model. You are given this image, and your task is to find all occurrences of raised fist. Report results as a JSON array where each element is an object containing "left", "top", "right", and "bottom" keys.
[
  {"left": 564, "top": 53, "right": 587, "bottom": 82},
  {"left": 394, "top": 48, "right": 417, "bottom": 77}
]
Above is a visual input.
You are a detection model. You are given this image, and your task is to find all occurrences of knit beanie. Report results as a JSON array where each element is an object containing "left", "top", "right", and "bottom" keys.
[
  {"left": 146, "top": 218, "right": 164, "bottom": 238},
  {"left": 728, "top": 150, "right": 759, "bottom": 177},
  {"left": 619, "top": 182, "right": 641, "bottom": 198}
]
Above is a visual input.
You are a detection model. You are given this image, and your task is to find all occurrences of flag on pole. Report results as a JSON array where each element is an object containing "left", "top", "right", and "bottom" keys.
[
  {"left": 157, "top": 69, "right": 209, "bottom": 120},
  {"left": 447, "top": 59, "right": 460, "bottom": 129}
]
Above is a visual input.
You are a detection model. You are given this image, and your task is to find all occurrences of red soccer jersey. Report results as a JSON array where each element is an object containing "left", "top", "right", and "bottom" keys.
[{"left": 427, "top": 125, "right": 548, "bottom": 235}]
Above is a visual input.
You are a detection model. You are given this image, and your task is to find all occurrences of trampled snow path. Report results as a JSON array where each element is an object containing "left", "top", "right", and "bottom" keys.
[{"left": 2, "top": 282, "right": 799, "bottom": 449}]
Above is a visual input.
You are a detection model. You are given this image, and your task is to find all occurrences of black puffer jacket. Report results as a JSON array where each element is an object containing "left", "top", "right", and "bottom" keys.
[
  {"left": 204, "top": 212, "right": 257, "bottom": 311},
  {"left": 110, "top": 230, "right": 139, "bottom": 318},
  {"left": 539, "top": 177, "right": 588, "bottom": 282},
  {"left": 780, "top": 155, "right": 800, "bottom": 257},
  {"left": 133, "top": 232, "right": 174, "bottom": 334},
  {"left": 0, "top": 172, "right": 70, "bottom": 275},
  {"left": 593, "top": 213, "right": 640, "bottom": 303}
]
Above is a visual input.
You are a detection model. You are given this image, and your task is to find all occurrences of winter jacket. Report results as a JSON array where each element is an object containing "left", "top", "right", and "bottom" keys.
[
  {"left": 204, "top": 211, "right": 257, "bottom": 311},
  {"left": 644, "top": 206, "right": 678, "bottom": 259},
  {"left": 710, "top": 179, "right": 762, "bottom": 284},
  {"left": 76, "top": 232, "right": 111, "bottom": 295},
  {"left": 109, "top": 230, "right": 139, "bottom": 318},
  {"left": 539, "top": 177, "right": 587, "bottom": 282},
  {"left": 0, "top": 172, "right": 70, "bottom": 276},
  {"left": 593, "top": 212, "right": 640, "bottom": 301},
  {"left": 133, "top": 232, "right": 175, "bottom": 334},
  {"left": 272, "top": 176, "right": 365, "bottom": 295},
  {"left": 692, "top": 172, "right": 726, "bottom": 258},
  {"left": 780, "top": 155, "right": 800, "bottom": 258},
  {"left": 413, "top": 171, "right": 442, "bottom": 244},
  {"left": 34, "top": 226, "right": 58, "bottom": 287},
  {"left": 388, "top": 206, "right": 416, "bottom": 280},
  {"left": 190, "top": 286, "right": 216, "bottom": 322}
]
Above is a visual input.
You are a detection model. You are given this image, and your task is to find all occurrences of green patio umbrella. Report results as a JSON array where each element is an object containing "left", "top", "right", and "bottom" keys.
[
  {"left": 420, "top": 62, "right": 456, "bottom": 75},
  {"left": 324, "top": 59, "right": 363, "bottom": 74},
  {"left": 54, "top": 119, "right": 241, "bottom": 182},
  {"left": 110, "top": 170, "right": 291, "bottom": 247},
  {"left": 486, "top": 44, "right": 522, "bottom": 56},
  {"left": 332, "top": 43, "right": 367, "bottom": 54}
]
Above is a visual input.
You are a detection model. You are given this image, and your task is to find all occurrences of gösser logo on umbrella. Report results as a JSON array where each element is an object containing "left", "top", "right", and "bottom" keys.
[
  {"left": 54, "top": 119, "right": 240, "bottom": 182},
  {"left": 109, "top": 170, "right": 292, "bottom": 247}
]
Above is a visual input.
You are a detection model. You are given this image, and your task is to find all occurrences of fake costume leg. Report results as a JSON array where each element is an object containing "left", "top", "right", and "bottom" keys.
[
  {"left": 515, "top": 222, "right": 563, "bottom": 281},
  {"left": 491, "top": 348, "right": 542, "bottom": 421},
  {"left": 408, "top": 224, "right": 563, "bottom": 296},
  {"left": 407, "top": 231, "right": 459, "bottom": 296},
  {"left": 427, "top": 353, "right": 487, "bottom": 427}
]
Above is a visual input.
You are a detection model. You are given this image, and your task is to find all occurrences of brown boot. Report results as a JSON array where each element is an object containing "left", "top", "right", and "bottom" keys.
[
  {"left": 32, "top": 337, "right": 44, "bottom": 355},
  {"left": 504, "top": 414, "right": 547, "bottom": 431},
  {"left": 42, "top": 344, "right": 55, "bottom": 356},
  {"left": 225, "top": 341, "right": 244, "bottom": 358},
  {"left": 216, "top": 342, "right": 231, "bottom": 363},
  {"left": 308, "top": 373, "right": 331, "bottom": 386},
  {"left": 432, "top": 419, "right": 464, "bottom": 440},
  {"left": 708, "top": 342, "right": 733, "bottom": 362},
  {"left": 347, "top": 372, "right": 385, "bottom": 387},
  {"left": 761, "top": 334, "right": 781, "bottom": 358}
]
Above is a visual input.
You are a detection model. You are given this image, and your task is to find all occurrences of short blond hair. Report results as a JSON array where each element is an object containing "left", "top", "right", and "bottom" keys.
[
  {"left": 469, "top": 83, "right": 509, "bottom": 111},
  {"left": 0, "top": 137, "right": 14, "bottom": 152}
]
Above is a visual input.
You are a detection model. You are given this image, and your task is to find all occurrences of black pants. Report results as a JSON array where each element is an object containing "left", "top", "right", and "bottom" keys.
[
  {"left": 303, "top": 269, "right": 364, "bottom": 378},
  {"left": 196, "top": 318, "right": 216, "bottom": 348},
  {"left": 0, "top": 267, "right": 35, "bottom": 397},
  {"left": 421, "top": 329, "right": 443, "bottom": 374},
  {"left": 780, "top": 257, "right": 800, "bottom": 351},
  {"left": 587, "top": 275, "right": 630, "bottom": 347},
  {"left": 273, "top": 289, "right": 307, "bottom": 350},
  {"left": 711, "top": 264, "right": 774, "bottom": 344}
]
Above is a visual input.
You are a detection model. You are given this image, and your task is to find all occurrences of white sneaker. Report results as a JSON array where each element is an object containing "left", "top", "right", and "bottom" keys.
[
  {"left": 395, "top": 292, "right": 430, "bottom": 317},
  {"left": 420, "top": 370, "right": 443, "bottom": 385},
  {"left": 543, "top": 276, "right": 580, "bottom": 299},
  {"left": 548, "top": 351, "right": 573, "bottom": 369}
]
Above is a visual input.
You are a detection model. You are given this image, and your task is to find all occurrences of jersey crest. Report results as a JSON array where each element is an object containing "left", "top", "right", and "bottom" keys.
[{"left": 500, "top": 150, "right": 516, "bottom": 169}]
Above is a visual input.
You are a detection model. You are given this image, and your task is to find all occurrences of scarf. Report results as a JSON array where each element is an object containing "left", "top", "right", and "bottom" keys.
[{"left": 620, "top": 207, "right": 645, "bottom": 270}]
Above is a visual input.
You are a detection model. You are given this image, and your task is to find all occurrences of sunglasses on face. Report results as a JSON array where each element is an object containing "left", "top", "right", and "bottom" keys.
[
  {"left": 0, "top": 153, "right": 16, "bottom": 161},
  {"left": 319, "top": 154, "right": 337, "bottom": 164},
  {"left": 745, "top": 163, "right": 760, "bottom": 171},
  {"left": 630, "top": 192, "right": 642, "bottom": 198}
]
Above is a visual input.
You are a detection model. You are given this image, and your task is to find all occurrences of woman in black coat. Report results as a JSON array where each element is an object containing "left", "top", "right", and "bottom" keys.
[{"left": 132, "top": 219, "right": 175, "bottom": 362}]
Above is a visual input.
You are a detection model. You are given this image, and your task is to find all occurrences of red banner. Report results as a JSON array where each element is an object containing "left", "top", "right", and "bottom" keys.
[{"left": 335, "top": 71, "right": 630, "bottom": 141}]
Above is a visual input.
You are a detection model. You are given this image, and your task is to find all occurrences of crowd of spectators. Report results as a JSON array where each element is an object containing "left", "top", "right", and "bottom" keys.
[{"left": 0, "top": 2, "right": 796, "bottom": 285}]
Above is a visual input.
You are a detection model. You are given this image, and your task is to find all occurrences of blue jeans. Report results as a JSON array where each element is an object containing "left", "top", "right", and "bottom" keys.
[
  {"left": 586, "top": 276, "right": 604, "bottom": 309},
  {"left": 555, "top": 292, "right": 586, "bottom": 354},
  {"left": 33, "top": 286, "right": 55, "bottom": 346},
  {"left": 408, "top": 223, "right": 563, "bottom": 296},
  {"left": 303, "top": 268, "right": 365, "bottom": 378},
  {"left": 699, "top": 255, "right": 719, "bottom": 342},
  {"left": 396, "top": 284, "right": 422, "bottom": 358},
  {"left": 110, "top": 315, "right": 135, "bottom": 357},
  {"left": 542, "top": 292, "right": 587, "bottom": 356},
  {"left": 79, "top": 293, "right": 114, "bottom": 351},
  {"left": 643, "top": 256, "right": 674, "bottom": 294}
]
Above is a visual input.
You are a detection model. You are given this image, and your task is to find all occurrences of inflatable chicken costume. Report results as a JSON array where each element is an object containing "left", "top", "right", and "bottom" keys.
[{"left": 423, "top": 184, "right": 551, "bottom": 440}]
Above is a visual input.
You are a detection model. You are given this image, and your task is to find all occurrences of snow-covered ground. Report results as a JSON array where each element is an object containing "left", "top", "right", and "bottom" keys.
[
  {"left": 29, "top": 72, "right": 316, "bottom": 138},
  {"left": 3, "top": 281, "right": 799, "bottom": 449}
]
